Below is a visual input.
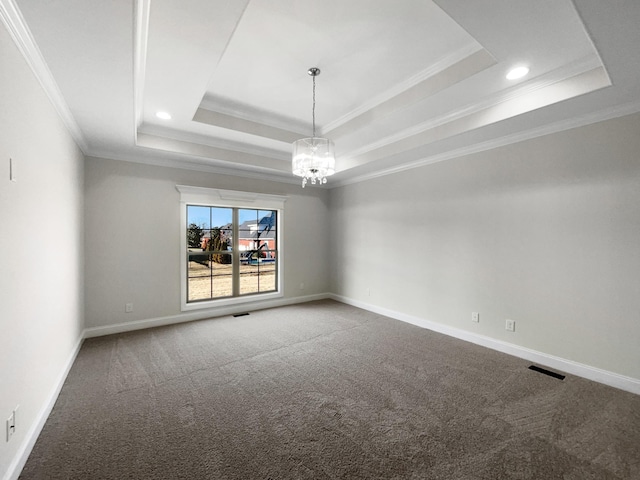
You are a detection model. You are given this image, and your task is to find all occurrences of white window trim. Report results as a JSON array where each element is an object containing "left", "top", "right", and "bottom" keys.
[{"left": 177, "top": 185, "right": 287, "bottom": 312}]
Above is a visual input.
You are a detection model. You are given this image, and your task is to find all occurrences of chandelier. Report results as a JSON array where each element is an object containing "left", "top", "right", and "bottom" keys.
[{"left": 292, "top": 67, "right": 335, "bottom": 187}]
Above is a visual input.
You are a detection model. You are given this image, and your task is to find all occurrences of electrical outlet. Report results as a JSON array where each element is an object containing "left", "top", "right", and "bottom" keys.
[
  {"left": 472, "top": 312, "right": 479, "bottom": 323},
  {"left": 506, "top": 319, "right": 516, "bottom": 332},
  {"left": 125, "top": 303, "right": 134, "bottom": 313},
  {"left": 367, "top": 288, "right": 371, "bottom": 297},
  {"left": 299, "top": 282, "right": 305, "bottom": 290}
]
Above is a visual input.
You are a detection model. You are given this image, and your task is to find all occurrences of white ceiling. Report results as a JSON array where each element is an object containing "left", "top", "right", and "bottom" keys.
[{"left": 4, "top": 0, "right": 640, "bottom": 187}]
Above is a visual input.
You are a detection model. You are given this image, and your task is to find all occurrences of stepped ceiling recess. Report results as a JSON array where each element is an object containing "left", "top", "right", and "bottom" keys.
[{"left": 3, "top": 0, "right": 640, "bottom": 186}]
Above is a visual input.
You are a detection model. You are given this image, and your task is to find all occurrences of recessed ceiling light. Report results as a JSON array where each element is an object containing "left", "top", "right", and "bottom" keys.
[
  {"left": 506, "top": 66, "right": 530, "bottom": 80},
  {"left": 156, "top": 111, "right": 171, "bottom": 120}
]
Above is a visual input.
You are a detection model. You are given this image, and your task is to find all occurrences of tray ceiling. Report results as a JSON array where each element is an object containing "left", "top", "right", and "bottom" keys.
[{"left": 5, "top": 0, "right": 640, "bottom": 186}]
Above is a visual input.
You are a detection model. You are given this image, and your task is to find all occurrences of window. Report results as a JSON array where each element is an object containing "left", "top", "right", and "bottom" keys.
[
  {"left": 186, "top": 206, "right": 277, "bottom": 301},
  {"left": 177, "top": 186, "right": 286, "bottom": 311}
]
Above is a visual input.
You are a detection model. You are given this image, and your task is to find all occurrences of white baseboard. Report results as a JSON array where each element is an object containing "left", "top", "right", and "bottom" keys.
[
  {"left": 3, "top": 333, "right": 84, "bottom": 480},
  {"left": 329, "top": 294, "right": 640, "bottom": 396},
  {"left": 84, "top": 293, "right": 330, "bottom": 338}
]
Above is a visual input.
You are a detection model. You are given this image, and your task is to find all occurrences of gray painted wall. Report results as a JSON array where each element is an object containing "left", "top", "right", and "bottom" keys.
[
  {"left": 84, "top": 157, "right": 330, "bottom": 329},
  {"left": 0, "top": 23, "right": 84, "bottom": 479},
  {"left": 330, "top": 112, "right": 640, "bottom": 380}
]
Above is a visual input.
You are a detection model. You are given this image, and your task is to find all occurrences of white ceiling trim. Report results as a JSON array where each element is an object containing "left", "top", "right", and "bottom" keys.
[
  {"left": 135, "top": 54, "right": 609, "bottom": 183},
  {"left": 198, "top": 95, "right": 309, "bottom": 135},
  {"left": 85, "top": 151, "right": 303, "bottom": 187},
  {"left": 12, "top": 0, "right": 638, "bottom": 191},
  {"left": 0, "top": 0, "right": 88, "bottom": 152},
  {"left": 341, "top": 66, "right": 610, "bottom": 171},
  {"left": 323, "top": 43, "right": 486, "bottom": 134},
  {"left": 138, "top": 123, "right": 290, "bottom": 161},
  {"left": 133, "top": 0, "right": 151, "bottom": 134},
  {"left": 136, "top": 132, "right": 290, "bottom": 173},
  {"left": 326, "top": 49, "right": 496, "bottom": 142},
  {"left": 196, "top": 45, "right": 487, "bottom": 139},
  {"left": 569, "top": 0, "right": 610, "bottom": 86},
  {"left": 176, "top": 185, "right": 287, "bottom": 208},
  {"left": 331, "top": 100, "right": 640, "bottom": 189},
  {"left": 340, "top": 55, "right": 607, "bottom": 162},
  {"left": 192, "top": 107, "right": 301, "bottom": 144}
]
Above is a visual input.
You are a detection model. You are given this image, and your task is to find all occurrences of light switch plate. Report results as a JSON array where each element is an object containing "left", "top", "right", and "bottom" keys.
[{"left": 10, "top": 158, "right": 17, "bottom": 182}]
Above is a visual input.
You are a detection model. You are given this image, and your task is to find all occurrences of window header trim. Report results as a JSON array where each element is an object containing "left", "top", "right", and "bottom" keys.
[{"left": 176, "top": 185, "right": 287, "bottom": 209}]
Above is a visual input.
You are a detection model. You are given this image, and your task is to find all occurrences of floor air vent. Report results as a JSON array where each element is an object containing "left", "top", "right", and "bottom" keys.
[
  {"left": 233, "top": 312, "right": 250, "bottom": 317},
  {"left": 529, "top": 365, "right": 565, "bottom": 380}
]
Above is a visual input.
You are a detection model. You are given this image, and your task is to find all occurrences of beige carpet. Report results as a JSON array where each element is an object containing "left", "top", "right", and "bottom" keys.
[{"left": 20, "top": 300, "right": 640, "bottom": 479}]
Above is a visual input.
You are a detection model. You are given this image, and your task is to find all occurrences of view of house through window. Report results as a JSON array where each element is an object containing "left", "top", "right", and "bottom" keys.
[{"left": 186, "top": 206, "right": 277, "bottom": 302}]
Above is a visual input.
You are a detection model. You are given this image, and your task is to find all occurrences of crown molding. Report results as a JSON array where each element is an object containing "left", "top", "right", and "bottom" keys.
[
  {"left": 341, "top": 55, "right": 606, "bottom": 161},
  {"left": 330, "top": 100, "right": 640, "bottom": 188},
  {"left": 192, "top": 107, "right": 302, "bottom": 144},
  {"left": 122, "top": 62, "right": 628, "bottom": 191},
  {"left": 569, "top": 0, "right": 611, "bottom": 87},
  {"left": 323, "top": 43, "right": 485, "bottom": 134},
  {"left": 198, "top": 43, "right": 486, "bottom": 139},
  {"left": 198, "top": 96, "right": 309, "bottom": 136},
  {"left": 85, "top": 150, "right": 304, "bottom": 187},
  {"left": 106, "top": 97, "right": 639, "bottom": 191},
  {"left": 138, "top": 123, "right": 291, "bottom": 161},
  {"left": 0, "top": 0, "right": 88, "bottom": 153}
]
